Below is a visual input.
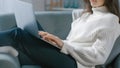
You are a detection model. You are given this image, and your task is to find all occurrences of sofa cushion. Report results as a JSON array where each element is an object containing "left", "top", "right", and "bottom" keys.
[
  {"left": 35, "top": 11, "right": 72, "bottom": 39},
  {"left": 22, "top": 65, "right": 42, "bottom": 68},
  {"left": 0, "top": 53, "right": 20, "bottom": 68}
]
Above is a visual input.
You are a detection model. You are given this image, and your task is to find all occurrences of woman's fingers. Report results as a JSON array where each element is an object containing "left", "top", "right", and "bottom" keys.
[
  {"left": 42, "top": 34, "right": 57, "bottom": 43},
  {"left": 38, "top": 31, "right": 55, "bottom": 42},
  {"left": 38, "top": 31, "right": 49, "bottom": 37},
  {"left": 38, "top": 31, "right": 63, "bottom": 48},
  {"left": 44, "top": 36, "right": 57, "bottom": 45},
  {"left": 44, "top": 34, "right": 62, "bottom": 46}
]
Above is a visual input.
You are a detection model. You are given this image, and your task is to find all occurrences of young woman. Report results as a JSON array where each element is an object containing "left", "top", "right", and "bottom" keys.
[{"left": 0, "top": 0, "right": 120, "bottom": 68}]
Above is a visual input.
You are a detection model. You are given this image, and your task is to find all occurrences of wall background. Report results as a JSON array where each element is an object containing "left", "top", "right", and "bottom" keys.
[
  {"left": 20, "top": 0, "right": 45, "bottom": 11},
  {"left": 19, "top": 0, "right": 84, "bottom": 11},
  {"left": 0, "top": 0, "right": 15, "bottom": 14}
]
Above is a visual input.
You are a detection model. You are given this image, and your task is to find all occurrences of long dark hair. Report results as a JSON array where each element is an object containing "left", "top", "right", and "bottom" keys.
[{"left": 83, "top": 0, "right": 120, "bottom": 23}]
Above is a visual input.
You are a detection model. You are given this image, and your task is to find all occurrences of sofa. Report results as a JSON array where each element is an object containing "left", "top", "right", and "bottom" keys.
[{"left": 0, "top": 11, "right": 120, "bottom": 68}]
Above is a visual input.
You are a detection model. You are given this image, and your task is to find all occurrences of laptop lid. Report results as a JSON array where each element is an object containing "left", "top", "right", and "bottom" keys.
[{"left": 13, "top": 0, "right": 40, "bottom": 38}]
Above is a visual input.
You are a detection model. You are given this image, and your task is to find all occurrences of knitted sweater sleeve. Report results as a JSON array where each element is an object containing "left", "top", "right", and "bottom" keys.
[{"left": 60, "top": 15, "right": 120, "bottom": 66}]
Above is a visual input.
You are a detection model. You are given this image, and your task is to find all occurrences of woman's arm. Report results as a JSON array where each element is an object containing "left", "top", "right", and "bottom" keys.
[
  {"left": 61, "top": 26, "right": 120, "bottom": 66},
  {"left": 60, "top": 15, "right": 120, "bottom": 66}
]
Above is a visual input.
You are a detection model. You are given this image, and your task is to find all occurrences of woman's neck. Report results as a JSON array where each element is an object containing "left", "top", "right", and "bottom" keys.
[{"left": 92, "top": 6, "right": 108, "bottom": 15}]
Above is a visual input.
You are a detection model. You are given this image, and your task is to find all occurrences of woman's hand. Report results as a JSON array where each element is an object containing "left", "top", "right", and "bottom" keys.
[{"left": 38, "top": 31, "right": 63, "bottom": 48}]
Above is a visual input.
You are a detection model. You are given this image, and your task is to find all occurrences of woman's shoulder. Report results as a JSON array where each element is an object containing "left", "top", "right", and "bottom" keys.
[
  {"left": 99, "top": 13, "right": 120, "bottom": 28},
  {"left": 104, "top": 13, "right": 119, "bottom": 21}
]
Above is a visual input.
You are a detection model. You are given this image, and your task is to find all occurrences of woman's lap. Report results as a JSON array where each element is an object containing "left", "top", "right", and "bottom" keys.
[{"left": 0, "top": 27, "right": 77, "bottom": 68}]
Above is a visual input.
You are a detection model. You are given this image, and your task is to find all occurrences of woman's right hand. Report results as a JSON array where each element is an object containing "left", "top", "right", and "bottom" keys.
[{"left": 38, "top": 31, "right": 63, "bottom": 48}]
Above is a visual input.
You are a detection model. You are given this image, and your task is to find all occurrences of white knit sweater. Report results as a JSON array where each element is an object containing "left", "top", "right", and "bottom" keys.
[{"left": 60, "top": 6, "right": 120, "bottom": 68}]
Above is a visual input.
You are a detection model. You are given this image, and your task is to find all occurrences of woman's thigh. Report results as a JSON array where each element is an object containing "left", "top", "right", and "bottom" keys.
[
  {"left": 0, "top": 28, "right": 18, "bottom": 46},
  {"left": 24, "top": 37, "right": 77, "bottom": 68},
  {"left": 17, "top": 29, "right": 77, "bottom": 68},
  {"left": 0, "top": 28, "right": 36, "bottom": 64},
  {"left": 0, "top": 28, "right": 77, "bottom": 68}
]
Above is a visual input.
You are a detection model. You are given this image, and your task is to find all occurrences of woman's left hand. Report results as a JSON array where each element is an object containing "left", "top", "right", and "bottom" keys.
[{"left": 38, "top": 31, "right": 63, "bottom": 48}]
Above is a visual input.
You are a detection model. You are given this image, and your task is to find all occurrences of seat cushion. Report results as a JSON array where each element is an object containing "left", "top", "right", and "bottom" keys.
[
  {"left": 0, "top": 53, "right": 20, "bottom": 68},
  {"left": 22, "top": 65, "right": 42, "bottom": 68}
]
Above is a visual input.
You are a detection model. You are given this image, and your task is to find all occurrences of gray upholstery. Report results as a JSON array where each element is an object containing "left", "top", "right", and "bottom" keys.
[
  {"left": 0, "top": 13, "right": 16, "bottom": 31},
  {"left": 0, "top": 53, "right": 20, "bottom": 68},
  {"left": 22, "top": 65, "right": 41, "bottom": 68}
]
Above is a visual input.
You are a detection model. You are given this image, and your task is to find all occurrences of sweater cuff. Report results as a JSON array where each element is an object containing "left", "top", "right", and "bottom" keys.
[{"left": 60, "top": 40, "right": 69, "bottom": 54}]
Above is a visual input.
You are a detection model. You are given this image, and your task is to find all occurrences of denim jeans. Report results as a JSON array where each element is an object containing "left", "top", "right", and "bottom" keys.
[{"left": 0, "top": 27, "right": 77, "bottom": 68}]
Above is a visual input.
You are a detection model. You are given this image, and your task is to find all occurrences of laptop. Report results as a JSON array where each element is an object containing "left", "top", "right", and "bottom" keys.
[
  {"left": 13, "top": 1, "right": 60, "bottom": 48},
  {"left": 13, "top": 0, "right": 40, "bottom": 38}
]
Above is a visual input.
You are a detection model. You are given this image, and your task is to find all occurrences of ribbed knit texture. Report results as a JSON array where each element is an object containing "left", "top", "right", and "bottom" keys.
[{"left": 60, "top": 6, "right": 120, "bottom": 68}]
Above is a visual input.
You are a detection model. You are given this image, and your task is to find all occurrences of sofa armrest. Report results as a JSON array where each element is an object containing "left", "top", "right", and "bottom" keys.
[
  {"left": 0, "top": 53, "right": 20, "bottom": 68},
  {"left": 0, "top": 13, "right": 16, "bottom": 31}
]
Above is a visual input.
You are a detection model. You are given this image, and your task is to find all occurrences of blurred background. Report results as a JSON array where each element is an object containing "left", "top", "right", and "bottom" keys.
[
  {"left": 20, "top": 0, "right": 120, "bottom": 11},
  {"left": 0, "top": 0, "right": 120, "bottom": 13},
  {"left": 20, "top": 0, "right": 84, "bottom": 11}
]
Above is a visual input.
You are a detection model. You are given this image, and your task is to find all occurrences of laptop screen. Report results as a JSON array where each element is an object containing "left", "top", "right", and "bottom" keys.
[{"left": 13, "top": 0, "right": 40, "bottom": 38}]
